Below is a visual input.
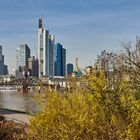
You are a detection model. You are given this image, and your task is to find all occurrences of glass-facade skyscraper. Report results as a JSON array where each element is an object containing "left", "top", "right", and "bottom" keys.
[
  {"left": 67, "top": 63, "right": 73, "bottom": 76},
  {"left": 54, "top": 43, "right": 66, "bottom": 76},
  {"left": 16, "top": 44, "right": 30, "bottom": 72},
  {"left": 54, "top": 43, "right": 62, "bottom": 76},
  {"left": 0, "top": 45, "right": 8, "bottom": 75},
  {"left": 62, "top": 48, "right": 66, "bottom": 76},
  {"left": 49, "top": 35, "right": 55, "bottom": 76},
  {"left": 43, "top": 29, "right": 49, "bottom": 76}
]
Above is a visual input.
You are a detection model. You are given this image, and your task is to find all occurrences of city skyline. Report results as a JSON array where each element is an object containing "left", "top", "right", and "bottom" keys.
[
  {"left": 38, "top": 18, "right": 66, "bottom": 77},
  {"left": 0, "top": 0, "right": 140, "bottom": 73}
]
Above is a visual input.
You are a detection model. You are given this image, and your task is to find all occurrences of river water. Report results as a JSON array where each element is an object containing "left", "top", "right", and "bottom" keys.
[{"left": 0, "top": 90, "right": 38, "bottom": 113}]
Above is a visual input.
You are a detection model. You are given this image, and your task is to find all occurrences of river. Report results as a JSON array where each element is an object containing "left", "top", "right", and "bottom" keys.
[{"left": 0, "top": 90, "right": 38, "bottom": 113}]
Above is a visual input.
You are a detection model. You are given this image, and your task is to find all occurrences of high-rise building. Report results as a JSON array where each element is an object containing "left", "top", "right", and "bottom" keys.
[
  {"left": 54, "top": 43, "right": 62, "bottom": 76},
  {"left": 62, "top": 48, "right": 66, "bottom": 76},
  {"left": 3, "top": 65, "right": 8, "bottom": 75},
  {"left": 54, "top": 43, "right": 66, "bottom": 76},
  {"left": 2, "top": 55, "right": 8, "bottom": 75},
  {"left": 38, "top": 18, "right": 67, "bottom": 78},
  {"left": 67, "top": 63, "right": 73, "bottom": 76},
  {"left": 38, "top": 18, "right": 55, "bottom": 77},
  {"left": 28, "top": 56, "right": 38, "bottom": 78},
  {"left": 0, "top": 46, "right": 4, "bottom": 75},
  {"left": 38, "top": 18, "right": 50, "bottom": 77},
  {"left": 38, "top": 18, "right": 44, "bottom": 77},
  {"left": 43, "top": 29, "right": 49, "bottom": 76},
  {"left": 0, "top": 46, "right": 8, "bottom": 75},
  {"left": 16, "top": 44, "right": 30, "bottom": 72},
  {"left": 49, "top": 35, "right": 55, "bottom": 76}
]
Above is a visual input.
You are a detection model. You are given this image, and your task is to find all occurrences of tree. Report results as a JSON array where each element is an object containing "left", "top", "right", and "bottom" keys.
[{"left": 28, "top": 69, "right": 140, "bottom": 140}]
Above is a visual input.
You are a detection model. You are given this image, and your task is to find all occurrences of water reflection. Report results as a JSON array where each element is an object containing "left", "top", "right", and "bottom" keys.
[{"left": 0, "top": 91, "right": 38, "bottom": 113}]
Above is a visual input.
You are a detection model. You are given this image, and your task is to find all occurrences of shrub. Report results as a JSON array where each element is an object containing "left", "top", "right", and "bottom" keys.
[{"left": 29, "top": 71, "right": 140, "bottom": 140}]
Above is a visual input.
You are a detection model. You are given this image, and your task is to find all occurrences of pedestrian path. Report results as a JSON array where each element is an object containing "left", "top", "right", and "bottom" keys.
[{"left": 0, "top": 108, "right": 31, "bottom": 124}]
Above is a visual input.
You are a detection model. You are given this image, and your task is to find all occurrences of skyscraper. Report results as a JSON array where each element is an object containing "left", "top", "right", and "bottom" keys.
[
  {"left": 28, "top": 56, "right": 38, "bottom": 78},
  {"left": 49, "top": 34, "right": 55, "bottom": 76},
  {"left": 67, "top": 63, "right": 73, "bottom": 76},
  {"left": 38, "top": 18, "right": 50, "bottom": 77},
  {"left": 62, "top": 48, "right": 66, "bottom": 76},
  {"left": 0, "top": 46, "right": 4, "bottom": 75},
  {"left": 3, "top": 65, "right": 8, "bottom": 75},
  {"left": 43, "top": 29, "right": 49, "bottom": 76},
  {"left": 38, "top": 18, "right": 67, "bottom": 78},
  {"left": 16, "top": 44, "right": 30, "bottom": 72},
  {"left": 38, "top": 18, "right": 55, "bottom": 77},
  {"left": 38, "top": 18, "right": 45, "bottom": 77},
  {"left": 54, "top": 43, "right": 66, "bottom": 76},
  {"left": 54, "top": 43, "right": 62, "bottom": 76},
  {"left": 0, "top": 46, "right": 8, "bottom": 75}
]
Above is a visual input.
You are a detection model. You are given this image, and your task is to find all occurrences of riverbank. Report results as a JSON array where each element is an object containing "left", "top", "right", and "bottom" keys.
[
  {"left": 0, "top": 108, "right": 30, "bottom": 124},
  {"left": 0, "top": 115, "right": 28, "bottom": 140}
]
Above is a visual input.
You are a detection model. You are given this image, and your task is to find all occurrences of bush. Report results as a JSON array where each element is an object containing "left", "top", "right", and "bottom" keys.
[
  {"left": 29, "top": 71, "right": 140, "bottom": 140},
  {"left": 0, "top": 119, "right": 28, "bottom": 140}
]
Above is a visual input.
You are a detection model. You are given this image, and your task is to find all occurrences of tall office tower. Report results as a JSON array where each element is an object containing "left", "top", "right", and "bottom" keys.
[
  {"left": 38, "top": 18, "right": 44, "bottom": 77},
  {"left": 54, "top": 43, "right": 66, "bottom": 76},
  {"left": 0, "top": 46, "right": 4, "bottom": 75},
  {"left": 54, "top": 43, "right": 62, "bottom": 76},
  {"left": 49, "top": 34, "right": 55, "bottom": 76},
  {"left": 38, "top": 18, "right": 56, "bottom": 77},
  {"left": 28, "top": 56, "right": 38, "bottom": 78},
  {"left": 43, "top": 29, "right": 49, "bottom": 76},
  {"left": 67, "top": 63, "right": 73, "bottom": 76},
  {"left": 62, "top": 48, "right": 66, "bottom": 76},
  {"left": 16, "top": 44, "right": 30, "bottom": 72},
  {"left": 3, "top": 65, "right": 8, "bottom": 75},
  {"left": 38, "top": 18, "right": 50, "bottom": 77}
]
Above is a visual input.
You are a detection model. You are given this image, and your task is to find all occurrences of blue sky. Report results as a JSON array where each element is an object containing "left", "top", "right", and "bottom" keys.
[{"left": 0, "top": 0, "right": 140, "bottom": 73}]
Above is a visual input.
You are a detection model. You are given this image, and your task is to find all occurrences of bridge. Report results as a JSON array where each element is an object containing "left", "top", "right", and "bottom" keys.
[
  {"left": 0, "top": 77, "right": 39, "bottom": 86},
  {"left": 0, "top": 75, "right": 77, "bottom": 93},
  {"left": 0, "top": 77, "right": 39, "bottom": 93}
]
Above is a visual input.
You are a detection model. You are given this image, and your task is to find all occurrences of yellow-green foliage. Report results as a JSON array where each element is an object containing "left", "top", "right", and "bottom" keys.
[{"left": 29, "top": 71, "right": 140, "bottom": 140}]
